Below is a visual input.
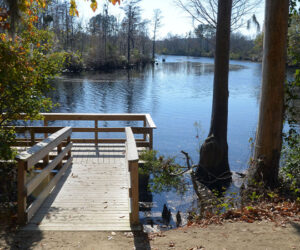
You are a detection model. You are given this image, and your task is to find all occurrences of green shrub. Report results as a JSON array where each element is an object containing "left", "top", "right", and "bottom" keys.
[{"left": 63, "top": 52, "right": 83, "bottom": 73}]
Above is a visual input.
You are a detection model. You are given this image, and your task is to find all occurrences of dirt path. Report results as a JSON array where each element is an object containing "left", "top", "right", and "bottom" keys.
[{"left": 1, "top": 221, "right": 299, "bottom": 250}]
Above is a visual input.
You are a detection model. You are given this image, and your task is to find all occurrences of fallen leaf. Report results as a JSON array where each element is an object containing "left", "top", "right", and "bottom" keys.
[{"left": 169, "top": 242, "right": 175, "bottom": 247}]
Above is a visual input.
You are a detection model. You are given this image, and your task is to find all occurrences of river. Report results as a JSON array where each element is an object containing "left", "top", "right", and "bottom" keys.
[{"left": 48, "top": 55, "right": 263, "bottom": 228}]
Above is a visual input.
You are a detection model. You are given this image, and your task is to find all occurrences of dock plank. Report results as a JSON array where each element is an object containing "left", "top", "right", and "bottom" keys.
[{"left": 24, "top": 143, "right": 131, "bottom": 231}]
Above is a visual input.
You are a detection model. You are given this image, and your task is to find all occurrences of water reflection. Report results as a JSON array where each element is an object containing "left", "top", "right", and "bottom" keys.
[
  {"left": 47, "top": 55, "right": 263, "bottom": 228},
  {"left": 48, "top": 55, "right": 262, "bottom": 172}
]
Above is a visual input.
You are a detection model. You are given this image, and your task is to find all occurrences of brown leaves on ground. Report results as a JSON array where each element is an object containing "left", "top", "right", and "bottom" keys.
[
  {"left": 148, "top": 232, "right": 166, "bottom": 241},
  {"left": 190, "top": 201, "right": 300, "bottom": 228},
  {"left": 169, "top": 241, "right": 175, "bottom": 247},
  {"left": 188, "top": 247, "right": 205, "bottom": 250}
]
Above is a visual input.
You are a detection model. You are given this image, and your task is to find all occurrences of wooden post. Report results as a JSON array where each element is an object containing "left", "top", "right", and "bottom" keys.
[
  {"left": 30, "top": 130, "right": 35, "bottom": 146},
  {"left": 95, "top": 120, "right": 98, "bottom": 146},
  {"left": 17, "top": 159, "right": 27, "bottom": 225},
  {"left": 67, "top": 136, "right": 71, "bottom": 159},
  {"left": 143, "top": 119, "right": 147, "bottom": 142},
  {"left": 43, "top": 154, "right": 49, "bottom": 167},
  {"left": 129, "top": 160, "right": 139, "bottom": 225},
  {"left": 44, "top": 119, "right": 48, "bottom": 139},
  {"left": 57, "top": 143, "right": 63, "bottom": 169},
  {"left": 149, "top": 129, "right": 153, "bottom": 150}
]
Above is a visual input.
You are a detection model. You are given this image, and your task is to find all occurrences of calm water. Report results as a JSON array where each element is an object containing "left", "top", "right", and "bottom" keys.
[
  {"left": 48, "top": 55, "right": 263, "bottom": 227},
  {"left": 50, "top": 55, "right": 262, "bottom": 171}
]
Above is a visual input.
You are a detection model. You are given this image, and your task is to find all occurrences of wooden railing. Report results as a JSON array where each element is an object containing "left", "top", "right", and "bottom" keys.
[
  {"left": 16, "top": 127, "right": 73, "bottom": 225},
  {"left": 15, "top": 113, "right": 156, "bottom": 149},
  {"left": 125, "top": 127, "right": 139, "bottom": 226}
]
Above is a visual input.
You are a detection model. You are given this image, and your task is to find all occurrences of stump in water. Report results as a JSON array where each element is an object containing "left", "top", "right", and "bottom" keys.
[{"left": 196, "top": 135, "right": 232, "bottom": 190}]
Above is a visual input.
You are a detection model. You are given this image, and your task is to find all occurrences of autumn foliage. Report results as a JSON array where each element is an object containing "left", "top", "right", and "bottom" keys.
[{"left": 0, "top": 0, "right": 123, "bottom": 160}]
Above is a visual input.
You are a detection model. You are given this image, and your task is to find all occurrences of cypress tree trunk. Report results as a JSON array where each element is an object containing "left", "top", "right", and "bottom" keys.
[
  {"left": 152, "top": 38, "right": 156, "bottom": 61},
  {"left": 127, "top": 5, "right": 132, "bottom": 65},
  {"left": 248, "top": 0, "right": 289, "bottom": 188},
  {"left": 196, "top": 0, "right": 233, "bottom": 188}
]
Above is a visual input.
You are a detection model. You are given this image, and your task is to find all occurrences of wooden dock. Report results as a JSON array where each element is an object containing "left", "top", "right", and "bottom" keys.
[
  {"left": 14, "top": 114, "right": 156, "bottom": 231},
  {"left": 25, "top": 144, "right": 131, "bottom": 231}
]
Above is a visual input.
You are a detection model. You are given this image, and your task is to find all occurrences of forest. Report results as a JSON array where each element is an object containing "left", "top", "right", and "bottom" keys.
[
  {"left": 2, "top": 0, "right": 299, "bottom": 73},
  {"left": 0, "top": 0, "right": 300, "bottom": 249}
]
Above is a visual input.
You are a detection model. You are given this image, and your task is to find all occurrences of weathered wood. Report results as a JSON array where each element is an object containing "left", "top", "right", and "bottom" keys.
[
  {"left": 14, "top": 113, "right": 156, "bottom": 231},
  {"left": 25, "top": 144, "right": 131, "bottom": 231},
  {"left": 26, "top": 143, "right": 72, "bottom": 196},
  {"left": 125, "top": 127, "right": 139, "bottom": 162},
  {"left": 17, "top": 160, "right": 27, "bottom": 225},
  {"left": 44, "top": 119, "right": 48, "bottom": 139},
  {"left": 27, "top": 157, "right": 73, "bottom": 222},
  {"left": 95, "top": 120, "right": 98, "bottom": 145},
  {"left": 15, "top": 127, "right": 73, "bottom": 224},
  {"left": 43, "top": 154, "right": 49, "bottom": 167},
  {"left": 13, "top": 126, "right": 152, "bottom": 134},
  {"left": 15, "top": 127, "right": 72, "bottom": 167},
  {"left": 67, "top": 136, "right": 71, "bottom": 159},
  {"left": 13, "top": 126, "right": 62, "bottom": 133},
  {"left": 143, "top": 120, "right": 147, "bottom": 141},
  {"left": 16, "top": 138, "right": 150, "bottom": 148},
  {"left": 71, "top": 138, "right": 126, "bottom": 144},
  {"left": 136, "top": 141, "right": 150, "bottom": 148},
  {"left": 30, "top": 130, "right": 35, "bottom": 146},
  {"left": 39, "top": 113, "right": 146, "bottom": 121},
  {"left": 145, "top": 114, "right": 157, "bottom": 128},
  {"left": 57, "top": 143, "right": 63, "bottom": 169},
  {"left": 149, "top": 129, "right": 153, "bottom": 150},
  {"left": 129, "top": 160, "right": 139, "bottom": 225},
  {"left": 125, "top": 127, "right": 139, "bottom": 225}
]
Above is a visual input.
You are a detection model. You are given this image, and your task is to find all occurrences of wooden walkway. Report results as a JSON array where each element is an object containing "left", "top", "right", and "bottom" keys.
[
  {"left": 25, "top": 144, "right": 133, "bottom": 231},
  {"left": 14, "top": 113, "right": 156, "bottom": 231}
]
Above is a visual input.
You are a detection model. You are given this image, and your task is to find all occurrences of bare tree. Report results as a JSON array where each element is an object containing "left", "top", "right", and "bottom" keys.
[
  {"left": 102, "top": 3, "right": 109, "bottom": 61},
  {"left": 152, "top": 9, "right": 162, "bottom": 60},
  {"left": 122, "top": 0, "right": 142, "bottom": 65},
  {"left": 175, "top": 0, "right": 262, "bottom": 31}
]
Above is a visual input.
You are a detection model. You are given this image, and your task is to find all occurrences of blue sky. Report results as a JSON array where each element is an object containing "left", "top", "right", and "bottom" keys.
[{"left": 77, "top": 0, "right": 265, "bottom": 39}]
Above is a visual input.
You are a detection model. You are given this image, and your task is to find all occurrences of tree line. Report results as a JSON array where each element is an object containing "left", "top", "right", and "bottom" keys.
[
  {"left": 29, "top": 0, "right": 159, "bottom": 71},
  {"left": 156, "top": 30, "right": 256, "bottom": 61}
]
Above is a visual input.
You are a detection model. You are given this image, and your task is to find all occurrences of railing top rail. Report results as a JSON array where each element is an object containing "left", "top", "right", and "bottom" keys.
[
  {"left": 17, "top": 113, "right": 147, "bottom": 121},
  {"left": 145, "top": 114, "right": 156, "bottom": 129},
  {"left": 15, "top": 127, "right": 72, "bottom": 167},
  {"left": 11, "top": 126, "right": 63, "bottom": 133},
  {"left": 15, "top": 113, "right": 156, "bottom": 126},
  {"left": 12, "top": 126, "right": 153, "bottom": 134},
  {"left": 125, "top": 127, "right": 139, "bottom": 162}
]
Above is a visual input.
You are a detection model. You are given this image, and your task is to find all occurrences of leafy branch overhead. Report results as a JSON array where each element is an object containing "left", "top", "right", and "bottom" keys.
[
  {"left": 1, "top": 0, "right": 123, "bottom": 29},
  {"left": 63, "top": 0, "right": 123, "bottom": 16}
]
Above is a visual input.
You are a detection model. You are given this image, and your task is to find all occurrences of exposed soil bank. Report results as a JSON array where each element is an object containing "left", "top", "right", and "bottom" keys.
[{"left": 1, "top": 220, "right": 299, "bottom": 250}]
